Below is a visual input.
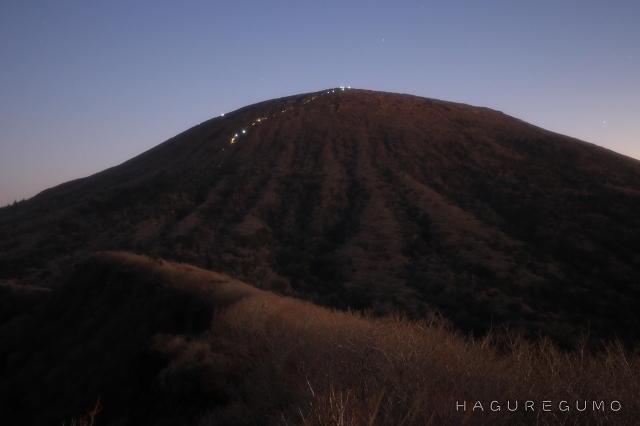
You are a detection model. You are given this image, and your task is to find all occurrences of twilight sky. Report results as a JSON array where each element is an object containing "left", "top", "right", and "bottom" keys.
[{"left": 1, "top": 1, "right": 639, "bottom": 206}]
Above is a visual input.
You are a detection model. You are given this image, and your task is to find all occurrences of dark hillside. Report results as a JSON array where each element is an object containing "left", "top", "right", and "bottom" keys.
[
  {"left": 0, "top": 252, "right": 260, "bottom": 425},
  {"left": 1, "top": 253, "right": 638, "bottom": 425},
  {"left": 1, "top": 88, "right": 640, "bottom": 346}
]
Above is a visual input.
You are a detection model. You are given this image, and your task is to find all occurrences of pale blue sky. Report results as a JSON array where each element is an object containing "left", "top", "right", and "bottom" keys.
[{"left": 1, "top": 1, "right": 639, "bottom": 206}]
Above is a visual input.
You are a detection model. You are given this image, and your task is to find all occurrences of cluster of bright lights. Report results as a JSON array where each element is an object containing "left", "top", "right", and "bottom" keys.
[{"left": 224, "top": 87, "right": 353, "bottom": 145}]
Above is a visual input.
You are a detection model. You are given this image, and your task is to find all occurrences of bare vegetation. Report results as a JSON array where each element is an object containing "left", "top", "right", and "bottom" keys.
[
  {"left": 0, "top": 253, "right": 638, "bottom": 424},
  {"left": 197, "top": 290, "right": 640, "bottom": 425},
  {"left": 62, "top": 397, "right": 103, "bottom": 426}
]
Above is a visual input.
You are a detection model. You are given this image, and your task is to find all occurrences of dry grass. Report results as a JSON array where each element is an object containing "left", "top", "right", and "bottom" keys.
[
  {"left": 61, "top": 397, "right": 103, "bottom": 426},
  {"left": 3, "top": 252, "right": 638, "bottom": 425},
  {"left": 194, "top": 292, "right": 640, "bottom": 425}
]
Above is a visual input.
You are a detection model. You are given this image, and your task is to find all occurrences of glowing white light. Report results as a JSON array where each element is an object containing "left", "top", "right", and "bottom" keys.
[
  {"left": 242, "top": 129, "right": 246, "bottom": 134},
  {"left": 235, "top": 134, "right": 238, "bottom": 137}
]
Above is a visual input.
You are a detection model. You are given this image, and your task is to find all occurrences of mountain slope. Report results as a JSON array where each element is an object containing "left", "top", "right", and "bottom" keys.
[{"left": 2, "top": 88, "right": 640, "bottom": 346}]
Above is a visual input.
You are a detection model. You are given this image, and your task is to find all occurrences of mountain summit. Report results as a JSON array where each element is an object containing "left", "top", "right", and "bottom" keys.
[{"left": 2, "top": 88, "right": 640, "bottom": 345}]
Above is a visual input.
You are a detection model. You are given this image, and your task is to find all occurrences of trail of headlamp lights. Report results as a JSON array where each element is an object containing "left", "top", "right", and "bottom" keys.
[{"left": 225, "top": 87, "right": 352, "bottom": 146}]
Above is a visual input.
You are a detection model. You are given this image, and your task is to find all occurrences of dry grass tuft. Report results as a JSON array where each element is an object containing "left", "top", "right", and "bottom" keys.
[
  {"left": 197, "top": 293, "right": 640, "bottom": 425},
  {"left": 61, "top": 397, "right": 102, "bottom": 426}
]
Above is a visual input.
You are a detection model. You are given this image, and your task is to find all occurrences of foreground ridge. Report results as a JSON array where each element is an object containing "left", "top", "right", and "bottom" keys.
[{"left": 1, "top": 253, "right": 638, "bottom": 424}]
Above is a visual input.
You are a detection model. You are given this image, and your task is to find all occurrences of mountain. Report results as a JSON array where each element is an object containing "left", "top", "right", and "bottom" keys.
[{"left": 2, "top": 88, "right": 640, "bottom": 347}]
